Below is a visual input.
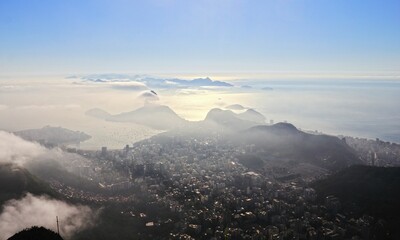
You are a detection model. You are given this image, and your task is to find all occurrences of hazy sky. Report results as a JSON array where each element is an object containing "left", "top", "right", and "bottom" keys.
[{"left": 1, "top": 0, "right": 399, "bottom": 75}]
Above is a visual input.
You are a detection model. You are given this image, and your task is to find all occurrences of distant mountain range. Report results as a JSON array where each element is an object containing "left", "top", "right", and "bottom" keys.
[
  {"left": 81, "top": 74, "right": 233, "bottom": 88},
  {"left": 142, "top": 76, "right": 234, "bottom": 88},
  {"left": 86, "top": 104, "right": 360, "bottom": 171},
  {"left": 86, "top": 104, "right": 266, "bottom": 130},
  {"left": 167, "top": 77, "right": 233, "bottom": 87}
]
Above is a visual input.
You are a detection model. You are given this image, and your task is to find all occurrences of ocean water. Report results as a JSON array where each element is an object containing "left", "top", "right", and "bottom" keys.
[{"left": 241, "top": 79, "right": 400, "bottom": 143}]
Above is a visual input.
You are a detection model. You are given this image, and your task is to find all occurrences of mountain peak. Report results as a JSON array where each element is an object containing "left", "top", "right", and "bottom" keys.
[
  {"left": 205, "top": 108, "right": 235, "bottom": 120},
  {"left": 107, "top": 104, "right": 186, "bottom": 130},
  {"left": 225, "top": 104, "right": 246, "bottom": 110},
  {"left": 271, "top": 122, "right": 298, "bottom": 131},
  {"left": 237, "top": 109, "right": 266, "bottom": 124}
]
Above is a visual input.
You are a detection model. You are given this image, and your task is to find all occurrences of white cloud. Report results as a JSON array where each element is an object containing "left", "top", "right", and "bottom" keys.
[
  {"left": 165, "top": 80, "right": 178, "bottom": 85},
  {"left": 175, "top": 89, "right": 209, "bottom": 95},
  {"left": 108, "top": 81, "right": 148, "bottom": 91},
  {"left": 0, "top": 131, "right": 46, "bottom": 166},
  {"left": 16, "top": 105, "right": 57, "bottom": 110},
  {"left": 0, "top": 131, "right": 97, "bottom": 239},
  {"left": 14, "top": 104, "right": 82, "bottom": 111},
  {"left": 138, "top": 90, "right": 159, "bottom": 103},
  {"left": 0, "top": 193, "right": 96, "bottom": 240},
  {"left": 0, "top": 130, "right": 90, "bottom": 168},
  {"left": 64, "top": 104, "right": 81, "bottom": 109}
]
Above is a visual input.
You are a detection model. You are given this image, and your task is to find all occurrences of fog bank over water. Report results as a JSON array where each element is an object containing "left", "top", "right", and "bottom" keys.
[{"left": 1, "top": 75, "right": 399, "bottom": 147}]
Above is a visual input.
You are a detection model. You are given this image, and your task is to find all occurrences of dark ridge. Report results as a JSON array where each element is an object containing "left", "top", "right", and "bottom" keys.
[
  {"left": 0, "top": 164, "right": 56, "bottom": 204},
  {"left": 270, "top": 122, "right": 298, "bottom": 131},
  {"left": 8, "top": 226, "right": 63, "bottom": 240},
  {"left": 247, "top": 122, "right": 299, "bottom": 134}
]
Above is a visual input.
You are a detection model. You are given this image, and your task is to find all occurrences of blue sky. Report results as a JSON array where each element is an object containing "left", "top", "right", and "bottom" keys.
[{"left": 0, "top": 0, "right": 399, "bottom": 76}]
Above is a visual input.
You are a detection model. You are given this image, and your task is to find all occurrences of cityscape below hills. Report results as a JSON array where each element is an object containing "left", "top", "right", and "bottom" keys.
[
  {"left": 1, "top": 110, "right": 400, "bottom": 239},
  {"left": 1, "top": 1, "right": 399, "bottom": 239}
]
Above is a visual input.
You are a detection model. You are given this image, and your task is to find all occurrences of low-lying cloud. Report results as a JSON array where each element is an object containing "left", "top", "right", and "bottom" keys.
[
  {"left": 0, "top": 130, "right": 92, "bottom": 174},
  {"left": 0, "top": 131, "right": 46, "bottom": 166},
  {"left": 109, "top": 81, "right": 148, "bottom": 91},
  {"left": 0, "top": 131, "right": 97, "bottom": 239},
  {"left": 0, "top": 193, "right": 96, "bottom": 240}
]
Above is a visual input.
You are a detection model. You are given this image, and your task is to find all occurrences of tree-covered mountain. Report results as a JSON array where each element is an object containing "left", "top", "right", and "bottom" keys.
[
  {"left": 235, "top": 123, "right": 361, "bottom": 171},
  {"left": 0, "top": 164, "right": 55, "bottom": 204}
]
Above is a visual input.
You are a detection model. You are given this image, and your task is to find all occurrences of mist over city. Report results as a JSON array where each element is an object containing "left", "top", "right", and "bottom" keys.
[{"left": 1, "top": 1, "right": 400, "bottom": 240}]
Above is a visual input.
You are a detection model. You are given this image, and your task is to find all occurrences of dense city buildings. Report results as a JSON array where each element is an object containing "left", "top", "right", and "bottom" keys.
[{"left": 54, "top": 133, "right": 400, "bottom": 239}]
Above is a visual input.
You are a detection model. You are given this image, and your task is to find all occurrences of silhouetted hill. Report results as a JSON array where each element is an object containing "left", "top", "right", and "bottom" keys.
[
  {"left": 86, "top": 104, "right": 187, "bottom": 130},
  {"left": 111, "top": 104, "right": 187, "bottom": 130},
  {"left": 0, "top": 164, "right": 55, "bottom": 204},
  {"left": 8, "top": 226, "right": 63, "bottom": 240},
  {"left": 85, "top": 108, "right": 112, "bottom": 119},
  {"left": 237, "top": 123, "right": 361, "bottom": 171},
  {"left": 225, "top": 104, "right": 246, "bottom": 110},
  {"left": 203, "top": 108, "right": 261, "bottom": 130},
  {"left": 237, "top": 109, "right": 266, "bottom": 124}
]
